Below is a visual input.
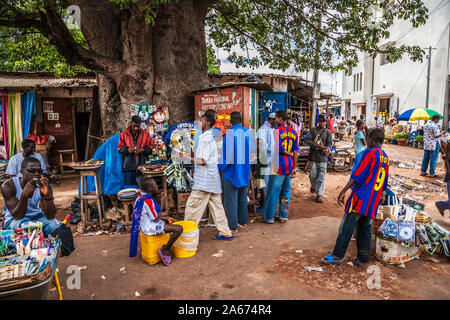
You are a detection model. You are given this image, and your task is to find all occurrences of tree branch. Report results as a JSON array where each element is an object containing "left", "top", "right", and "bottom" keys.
[
  {"left": 40, "top": 0, "right": 123, "bottom": 74},
  {"left": 213, "top": 6, "right": 292, "bottom": 65}
]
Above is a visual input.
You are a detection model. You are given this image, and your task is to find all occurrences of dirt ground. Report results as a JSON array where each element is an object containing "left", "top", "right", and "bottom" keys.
[{"left": 2, "top": 141, "right": 449, "bottom": 300}]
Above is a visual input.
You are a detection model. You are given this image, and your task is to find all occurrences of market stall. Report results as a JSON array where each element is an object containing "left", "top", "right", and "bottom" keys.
[
  {"left": 0, "top": 223, "right": 63, "bottom": 300},
  {"left": 375, "top": 195, "right": 449, "bottom": 265}
]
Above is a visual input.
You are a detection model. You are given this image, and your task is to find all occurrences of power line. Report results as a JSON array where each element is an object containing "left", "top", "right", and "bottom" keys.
[
  {"left": 400, "top": 22, "right": 449, "bottom": 109},
  {"left": 393, "top": 0, "right": 448, "bottom": 44}
]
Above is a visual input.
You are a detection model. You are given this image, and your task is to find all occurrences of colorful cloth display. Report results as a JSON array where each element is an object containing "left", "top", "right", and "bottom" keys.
[
  {"left": 1, "top": 92, "right": 10, "bottom": 159},
  {"left": 21, "top": 91, "right": 36, "bottom": 140}
]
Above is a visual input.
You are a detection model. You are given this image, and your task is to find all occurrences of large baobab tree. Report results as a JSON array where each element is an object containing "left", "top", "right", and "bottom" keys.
[{"left": 0, "top": 0, "right": 428, "bottom": 137}]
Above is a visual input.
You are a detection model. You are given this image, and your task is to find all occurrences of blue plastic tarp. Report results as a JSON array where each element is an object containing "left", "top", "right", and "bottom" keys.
[{"left": 79, "top": 133, "right": 124, "bottom": 196}]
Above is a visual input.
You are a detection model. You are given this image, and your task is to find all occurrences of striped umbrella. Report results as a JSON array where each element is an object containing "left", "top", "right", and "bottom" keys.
[{"left": 396, "top": 108, "right": 443, "bottom": 121}]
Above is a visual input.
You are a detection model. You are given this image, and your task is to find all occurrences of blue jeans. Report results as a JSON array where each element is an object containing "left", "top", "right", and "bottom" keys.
[
  {"left": 263, "top": 174, "right": 292, "bottom": 222},
  {"left": 123, "top": 170, "right": 140, "bottom": 187},
  {"left": 421, "top": 142, "right": 440, "bottom": 175},
  {"left": 332, "top": 211, "right": 372, "bottom": 262},
  {"left": 4, "top": 213, "right": 61, "bottom": 237},
  {"left": 309, "top": 162, "right": 327, "bottom": 196},
  {"left": 223, "top": 179, "right": 248, "bottom": 230},
  {"left": 436, "top": 181, "right": 450, "bottom": 210}
]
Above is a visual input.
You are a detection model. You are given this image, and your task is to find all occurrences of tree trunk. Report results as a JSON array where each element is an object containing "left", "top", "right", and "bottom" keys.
[{"left": 77, "top": 0, "right": 211, "bottom": 138}]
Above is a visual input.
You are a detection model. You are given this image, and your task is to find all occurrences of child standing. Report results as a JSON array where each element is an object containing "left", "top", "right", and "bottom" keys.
[
  {"left": 322, "top": 128, "right": 389, "bottom": 265},
  {"left": 351, "top": 120, "right": 368, "bottom": 176},
  {"left": 129, "top": 177, "right": 183, "bottom": 266}
]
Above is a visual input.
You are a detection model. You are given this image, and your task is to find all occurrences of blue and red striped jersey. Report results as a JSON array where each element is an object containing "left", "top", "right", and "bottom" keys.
[
  {"left": 272, "top": 125, "right": 300, "bottom": 175},
  {"left": 345, "top": 147, "right": 389, "bottom": 219}
]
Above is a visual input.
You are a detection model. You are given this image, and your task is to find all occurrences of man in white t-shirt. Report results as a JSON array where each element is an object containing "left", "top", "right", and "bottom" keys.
[
  {"left": 179, "top": 114, "right": 233, "bottom": 240},
  {"left": 256, "top": 113, "right": 276, "bottom": 195},
  {"left": 6, "top": 139, "right": 48, "bottom": 178}
]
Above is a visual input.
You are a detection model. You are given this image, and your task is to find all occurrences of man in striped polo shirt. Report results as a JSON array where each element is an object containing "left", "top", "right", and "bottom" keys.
[
  {"left": 322, "top": 128, "right": 389, "bottom": 265},
  {"left": 262, "top": 110, "right": 299, "bottom": 224}
]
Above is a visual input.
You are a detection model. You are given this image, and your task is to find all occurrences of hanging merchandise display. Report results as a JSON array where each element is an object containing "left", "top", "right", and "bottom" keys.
[
  {"left": 130, "top": 103, "right": 169, "bottom": 163},
  {"left": 152, "top": 135, "right": 167, "bottom": 162},
  {"left": 163, "top": 162, "right": 193, "bottom": 193}
]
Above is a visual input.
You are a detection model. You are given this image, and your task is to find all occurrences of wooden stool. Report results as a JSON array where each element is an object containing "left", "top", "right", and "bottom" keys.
[
  {"left": 79, "top": 168, "right": 104, "bottom": 233},
  {"left": 59, "top": 149, "right": 75, "bottom": 174},
  {"left": 118, "top": 198, "right": 134, "bottom": 226}
]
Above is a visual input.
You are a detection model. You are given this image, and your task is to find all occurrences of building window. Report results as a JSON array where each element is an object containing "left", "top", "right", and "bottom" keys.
[
  {"left": 353, "top": 72, "right": 363, "bottom": 92},
  {"left": 359, "top": 72, "right": 363, "bottom": 91}
]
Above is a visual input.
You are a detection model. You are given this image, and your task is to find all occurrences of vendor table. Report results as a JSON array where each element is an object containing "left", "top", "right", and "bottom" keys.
[
  {"left": 139, "top": 170, "right": 169, "bottom": 217},
  {"left": 74, "top": 166, "right": 105, "bottom": 233}
]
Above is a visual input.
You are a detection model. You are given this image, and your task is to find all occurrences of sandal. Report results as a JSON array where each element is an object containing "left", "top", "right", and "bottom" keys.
[
  {"left": 158, "top": 248, "right": 172, "bottom": 266},
  {"left": 321, "top": 253, "right": 344, "bottom": 263},
  {"left": 353, "top": 257, "right": 363, "bottom": 267},
  {"left": 212, "top": 234, "right": 234, "bottom": 241},
  {"left": 276, "top": 217, "right": 287, "bottom": 223}
]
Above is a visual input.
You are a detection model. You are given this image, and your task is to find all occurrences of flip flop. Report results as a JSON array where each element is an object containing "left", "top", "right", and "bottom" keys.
[
  {"left": 212, "top": 234, "right": 234, "bottom": 241},
  {"left": 158, "top": 248, "right": 172, "bottom": 266},
  {"left": 352, "top": 257, "right": 363, "bottom": 267},
  {"left": 276, "top": 217, "right": 287, "bottom": 223},
  {"left": 321, "top": 253, "right": 344, "bottom": 263}
]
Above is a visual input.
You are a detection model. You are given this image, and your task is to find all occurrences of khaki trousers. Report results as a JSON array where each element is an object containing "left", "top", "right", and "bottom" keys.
[{"left": 184, "top": 190, "right": 232, "bottom": 237}]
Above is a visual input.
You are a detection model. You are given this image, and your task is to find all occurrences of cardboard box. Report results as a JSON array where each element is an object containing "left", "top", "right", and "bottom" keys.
[
  {"left": 177, "top": 204, "right": 186, "bottom": 213},
  {"left": 375, "top": 236, "right": 421, "bottom": 265},
  {"left": 176, "top": 192, "right": 191, "bottom": 206}
]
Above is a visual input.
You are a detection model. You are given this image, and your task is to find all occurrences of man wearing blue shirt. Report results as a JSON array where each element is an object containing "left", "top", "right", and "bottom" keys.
[{"left": 219, "top": 112, "right": 256, "bottom": 232}]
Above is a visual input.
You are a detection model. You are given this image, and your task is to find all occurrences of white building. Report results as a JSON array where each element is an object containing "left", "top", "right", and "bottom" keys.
[{"left": 341, "top": 0, "right": 450, "bottom": 128}]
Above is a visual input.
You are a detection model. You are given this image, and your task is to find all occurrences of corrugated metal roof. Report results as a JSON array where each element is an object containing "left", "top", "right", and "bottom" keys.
[{"left": 0, "top": 71, "right": 97, "bottom": 88}]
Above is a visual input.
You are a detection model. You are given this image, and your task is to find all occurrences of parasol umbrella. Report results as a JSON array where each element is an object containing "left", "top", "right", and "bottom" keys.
[{"left": 396, "top": 108, "right": 443, "bottom": 121}]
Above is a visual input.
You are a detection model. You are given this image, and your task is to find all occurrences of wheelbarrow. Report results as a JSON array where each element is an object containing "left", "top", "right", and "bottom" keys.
[{"left": 0, "top": 244, "right": 62, "bottom": 300}]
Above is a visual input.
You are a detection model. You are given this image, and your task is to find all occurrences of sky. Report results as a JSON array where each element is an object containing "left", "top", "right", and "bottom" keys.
[{"left": 215, "top": 47, "right": 343, "bottom": 98}]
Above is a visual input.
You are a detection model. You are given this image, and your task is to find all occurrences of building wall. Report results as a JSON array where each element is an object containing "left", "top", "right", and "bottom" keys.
[
  {"left": 372, "top": 0, "right": 450, "bottom": 118},
  {"left": 341, "top": 0, "right": 450, "bottom": 127},
  {"left": 41, "top": 87, "right": 95, "bottom": 98}
]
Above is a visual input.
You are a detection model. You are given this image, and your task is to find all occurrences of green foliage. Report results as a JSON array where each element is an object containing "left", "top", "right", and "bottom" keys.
[
  {"left": 206, "top": 0, "right": 428, "bottom": 72},
  {"left": 207, "top": 45, "right": 221, "bottom": 74},
  {"left": 0, "top": 27, "right": 88, "bottom": 76},
  {"left": 415, "top": 135, "right": 424, "bottom": 143},
  {"left": 394, "top": 133, "right": 409, "bottom": 139},
  {"left": 0, "top": 0, "right": 430, "bottom": 76}
]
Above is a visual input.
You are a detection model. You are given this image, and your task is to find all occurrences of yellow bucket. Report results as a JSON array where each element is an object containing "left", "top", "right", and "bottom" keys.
[
  {"left": 140, "top": 232, "right": 170, "bottom": 265},
  {"left": 172, "top": 220, "right": 198, "bottom": 258}
]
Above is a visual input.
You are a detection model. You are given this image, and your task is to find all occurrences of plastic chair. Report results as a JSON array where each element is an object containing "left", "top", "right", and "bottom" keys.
[{"left": 407, "top": 131, "right": 417, "bottom": 146}]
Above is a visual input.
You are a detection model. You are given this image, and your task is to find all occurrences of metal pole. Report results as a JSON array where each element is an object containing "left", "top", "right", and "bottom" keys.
[
  {"left": 311, "top": 69, "right": 319, "bottom": 128},
  {"left": 425, "top": 46, "right": 432, "bottom": 108}
]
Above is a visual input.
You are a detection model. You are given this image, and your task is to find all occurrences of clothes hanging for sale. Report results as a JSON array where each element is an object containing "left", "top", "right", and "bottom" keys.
[
  {"left": 7, "top": 94, "right": 15, "bottom": 157},
  {"left": 1, "top": 92, "right": 9, "bottom": 159},
  {"left": 21, "top": 91, "right": 36, "bottom": 139},
  {"left": 13, "top": 93, "right": 24, "bottom": 153}
]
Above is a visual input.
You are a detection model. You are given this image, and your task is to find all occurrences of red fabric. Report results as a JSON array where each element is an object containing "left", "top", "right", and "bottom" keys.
[
  {"left": 118, "top": 127, "right": 153, "bottom": 151},
  {"left": 328, "top": 118, "right": 334, "bottom": 133},
  {"left": 26, "top": 134, "right": 49, "bottom": 145}
]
